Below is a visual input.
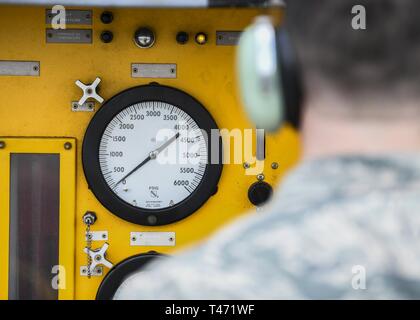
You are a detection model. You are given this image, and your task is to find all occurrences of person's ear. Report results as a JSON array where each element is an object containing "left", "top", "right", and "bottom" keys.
[{"left": 237, "top": 16, "right": 303, "bottom": 131}]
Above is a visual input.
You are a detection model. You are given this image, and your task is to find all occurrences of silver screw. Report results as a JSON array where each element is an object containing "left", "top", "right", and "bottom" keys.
[
  {"left": 271, "top": 162, "right": 279, "bottom": 170},
  {"left": 102, "top": 233, "right": 107, "bottom": 239},
  {"left": 243, "top": 162, "right": 250, "bottom": 169},
  {"left": 0, "top": 141, "right": 5, "bottom": 149},
  {"left": 64, "top": 142, "right": 72, "bottom": 150},
  {"left": 257, "top": 173, "right": 265, "bottom": 181}
]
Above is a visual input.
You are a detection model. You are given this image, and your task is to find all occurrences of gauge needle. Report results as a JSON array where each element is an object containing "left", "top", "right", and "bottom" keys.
[{"left": 114, "top": 132, "right": 180, "bottom": 187}]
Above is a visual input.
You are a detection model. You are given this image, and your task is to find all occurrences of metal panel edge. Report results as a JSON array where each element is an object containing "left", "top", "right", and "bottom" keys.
[
  {"left": 0, "top": 138, "right": 10, "bottom": 299},
  {"left": 0, "top": 138, "right": 76, "bottom": 300}
]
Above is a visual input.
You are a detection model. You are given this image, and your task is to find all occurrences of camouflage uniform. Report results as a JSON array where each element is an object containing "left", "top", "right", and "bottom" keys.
[{"left": 115, "top": 155, "right": 420, "bottom": 299}]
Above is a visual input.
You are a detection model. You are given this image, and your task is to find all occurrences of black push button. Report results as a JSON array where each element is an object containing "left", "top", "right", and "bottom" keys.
[{"left": 248, "top": 181, "right": 273, "bottom": 206}]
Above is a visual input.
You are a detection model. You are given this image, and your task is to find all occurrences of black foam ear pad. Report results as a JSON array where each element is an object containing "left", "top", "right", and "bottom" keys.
[{"left": 276, "top": 29, "right": 303, "bottom": 129}]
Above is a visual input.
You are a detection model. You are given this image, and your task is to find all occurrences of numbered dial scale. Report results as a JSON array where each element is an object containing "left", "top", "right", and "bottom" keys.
[{"left": 83, "top": 85, "right": 222, "bottom": 226}]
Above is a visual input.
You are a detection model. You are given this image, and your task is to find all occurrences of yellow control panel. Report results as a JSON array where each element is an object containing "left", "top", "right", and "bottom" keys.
[{"left": 0, "top": 5, "right": 299, "bottom": 300}]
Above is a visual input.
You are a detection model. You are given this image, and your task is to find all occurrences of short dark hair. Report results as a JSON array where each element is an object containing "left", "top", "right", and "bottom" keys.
[{"left": 285, "top": 0, "right": 420, "bottom": 99}]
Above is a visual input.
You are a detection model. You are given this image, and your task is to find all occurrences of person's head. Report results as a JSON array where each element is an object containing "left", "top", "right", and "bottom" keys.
[
  {"left": 239, "top": 1, "right": 420, "bottom": 159},
  {"left": 286, "top": 0, "right": 420, "bottom": 114},
  {"left": 286, "top": 0, "right": 420, "bottom": 158}
]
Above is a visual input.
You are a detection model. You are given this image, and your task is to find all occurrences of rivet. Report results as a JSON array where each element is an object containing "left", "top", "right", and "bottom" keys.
[
  {"left": 0, "top": 141, "right": 5, "bottom": 149},
  {"left": 257, "top": 173, "right": 265, "bottom": 181},
  {"left": 148, "top": 215, "right": 157, "bottom": 225},
  {"left": 271, "top": 162, "right": 279, "bottom": 170},
  {"left": 64, "top": 142, "right": 72, "bottom": 150}
]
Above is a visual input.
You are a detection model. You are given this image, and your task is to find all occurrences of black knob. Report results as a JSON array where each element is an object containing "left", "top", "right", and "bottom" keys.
[
  {"left": 100, "top": 11, "right": 114, "bottom": 24},
  {"left": 100, "top": 30, "right": 113, "bottom": 43},
  {"left": 134, "top": 27, "right": 155, "bottom": 48},
  {"left": 248, "top": 182, "right": 273, "bottom": 206},
  {"left": 176, "top": 31, "right": 189, "bottom": 44}
]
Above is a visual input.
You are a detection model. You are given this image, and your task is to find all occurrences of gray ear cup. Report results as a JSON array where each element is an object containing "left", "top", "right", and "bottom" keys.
[
  {"left": 237, "top": 16, "right": 285, "bottom": 132},
  {"left": 237, "top": 16, "right": 302, "bottom": 131}
]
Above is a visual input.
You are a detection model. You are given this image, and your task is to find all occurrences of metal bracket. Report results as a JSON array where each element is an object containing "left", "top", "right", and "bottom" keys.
[
  {"left": 256, "top": 129, "right": 266, "bottom": 161},
  {"left": 85, "top": 230, "right": 108, "bottom": 241},
  {"left": 80, "top": 265, "right": 103, "bottom": 277},
  {"left": 72, "top": 101, "right": 95, "bottom": 112}
]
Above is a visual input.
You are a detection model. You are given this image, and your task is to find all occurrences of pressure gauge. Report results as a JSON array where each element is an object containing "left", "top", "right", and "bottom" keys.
[
  {"left": 96, "top": 252, "right": 165, "bottom": 300},
  {"left": 83, "top": 85, "right": 222, "bottom": 226}
]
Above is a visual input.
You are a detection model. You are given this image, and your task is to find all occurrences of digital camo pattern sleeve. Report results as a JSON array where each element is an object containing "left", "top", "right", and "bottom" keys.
[{"left": 115, "top": 155, "right": 420, "bottom": 299}]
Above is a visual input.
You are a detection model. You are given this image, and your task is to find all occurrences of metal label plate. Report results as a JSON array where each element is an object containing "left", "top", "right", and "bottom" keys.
[
  {"left": 130, "top": 232, "right": 176, "bottom": 246},
  {"left": 0, "top": 61, "right": 40, "bottom": 76},
  {"left": 46, "top": 29, "right": 92, "bottom": 44},
  {"left": 131, "top": 63, "right": 177, "bottom": 78},
  {"left": 46, "top": 9, "right": 92, "bottom": 25},
  {"left": 216, "top": 31, "right": 242, "bottom": 46}
]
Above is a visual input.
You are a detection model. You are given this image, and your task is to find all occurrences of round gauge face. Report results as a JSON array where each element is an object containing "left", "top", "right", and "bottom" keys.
[
  {"left": 98, "top": 101, "right": 207, "bottom": 210},
  {"left": 82, "top": 85, "right": 222, "bottom": 226},
  {"left": 96, "top": 253, "right": 165, "bottom": 300}
]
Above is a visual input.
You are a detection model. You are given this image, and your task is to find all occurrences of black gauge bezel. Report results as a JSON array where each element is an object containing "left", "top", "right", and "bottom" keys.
[
  {"left": 96, "top": 252, "right": 165, "bottom": 300},
  {"left": 82, "top": 84, "right": 222, "bottom": 226}
]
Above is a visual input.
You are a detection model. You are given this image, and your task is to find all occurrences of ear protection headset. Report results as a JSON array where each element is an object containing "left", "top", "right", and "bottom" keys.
[{"left": 237, "top": 16, "right": 303, "bottom": 132}]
